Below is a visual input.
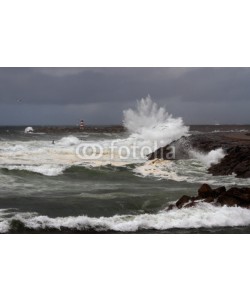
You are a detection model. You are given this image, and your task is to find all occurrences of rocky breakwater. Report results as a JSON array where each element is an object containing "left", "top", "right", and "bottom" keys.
[
  {"left": 167, "top": 184, "right": 250, "bottom": 210},
  {"left": 208, "top": 146, "right": 250, "bottom": 178},
  {"left": 36, "top": 125, "right": 125, "bottom": 134},
  {"left": 148, "top": 133, "right": 250, "bottom": 179},
  {"left": 147, "top": 134, "right": 229, "bottom": 161}
]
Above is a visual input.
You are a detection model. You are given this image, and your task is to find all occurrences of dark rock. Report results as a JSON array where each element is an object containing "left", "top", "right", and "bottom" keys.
[
  {"left": 183, "top": 201, "right": 196, "bottom": 208},
  {"left": 204, "top": 197, "right": 215, "bottom": 203},
  {"left": 147, "top": 129, "right": 250, "bottom": 179},
  {"left": 147, "top": 133, "right": 233, "bottom": 161},
  {"left": 213, "top": 186, "right": 250, "bottom": 207},
  {"left": 191, "top": 196, "right": 202, "bottom": 201},
  {"left": 176, "top": 195, "right": 191, "bottom": 209},
  {"left": 147, "top": 136, "right": 191, "bottom": 160},
  {"left": 226, "top": 187, "right": 250, "bottom": 201},
  {"left": 217, "top": 195, "right": 242, "bottom": 207},
  {"left": 147, "top": 132, "right": 250, "bottom": 179},
  {"left": 244, "top": 171, "right": 250, "bottom": 177},
  {"left": 213, "top": 186, "right": 226, "bottom": 197},
  {"left": 209, "top": 146, "right": 250, "bottom": 178},
  {"left": 198, "top": 184, "right": 213, "bottom": 198},
  {"left": 171, "top": 184, "right": 250, "bottom": 210},
  {"left": 166, "top": 204, "right": 175, "bottom": 211},
  {"left": 148, "top": 145, "right": 176, "bottom": 160}
]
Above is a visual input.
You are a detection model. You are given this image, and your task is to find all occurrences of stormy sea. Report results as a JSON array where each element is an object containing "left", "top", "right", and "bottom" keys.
[{"left": 1, "top": 97, "right": 250, "bottom": 234}]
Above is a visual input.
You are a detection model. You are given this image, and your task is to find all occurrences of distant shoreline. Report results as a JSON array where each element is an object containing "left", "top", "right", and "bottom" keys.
[
  {"left": 37, "top": 125, "right": 126, "bottom": 134},
  {"left": 0, "top": 124, "right": 250, "bottom": 135}
]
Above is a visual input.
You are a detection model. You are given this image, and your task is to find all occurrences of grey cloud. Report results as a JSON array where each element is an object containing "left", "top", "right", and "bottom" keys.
[{"left": 0, "top": 68, "right": 250, "bottom": 125}]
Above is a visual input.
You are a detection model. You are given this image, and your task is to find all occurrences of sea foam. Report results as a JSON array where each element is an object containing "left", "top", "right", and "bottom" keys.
[
  {"left": 57, "top": 136, "right": 81, "bottom": 146},
  {"left": 24, "top": 127, "right": 34, "bottom": 133},
  {"left": 189, "top": 148, "right": 225, "bottom": 167},
  {"left": 1, "top": 203, "right": 250, "bottom": 233}
]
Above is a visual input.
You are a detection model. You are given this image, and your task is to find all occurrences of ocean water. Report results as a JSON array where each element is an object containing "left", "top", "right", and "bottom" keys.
[{"left": 1, "top": 97, "right": 250, "bottom": 233}]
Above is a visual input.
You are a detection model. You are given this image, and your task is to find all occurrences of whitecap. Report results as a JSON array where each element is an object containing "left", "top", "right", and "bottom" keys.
[{"left": 1, "top": 203, "right": 250, "bottom": 233}]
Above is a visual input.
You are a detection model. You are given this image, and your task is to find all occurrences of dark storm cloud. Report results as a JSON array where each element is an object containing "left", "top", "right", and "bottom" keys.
[
  {"left": 0, "top": 67, "right": 186, "bottom": 104},
  {"left": 0, "top": 67, "right": 250, "bottom": 125}
]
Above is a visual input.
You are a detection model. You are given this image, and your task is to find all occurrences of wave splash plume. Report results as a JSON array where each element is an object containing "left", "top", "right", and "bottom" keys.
[{"left": 123, "top": 96, "right": 189, "bottom": 149}]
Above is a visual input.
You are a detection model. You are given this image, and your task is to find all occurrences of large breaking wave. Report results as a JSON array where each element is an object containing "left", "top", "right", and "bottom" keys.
[
  {"left": 1, "top": 203, "right": 250, "bottom": 233},
  {"left": 123, "top": 96, "right": 189, "bottom": 149}
]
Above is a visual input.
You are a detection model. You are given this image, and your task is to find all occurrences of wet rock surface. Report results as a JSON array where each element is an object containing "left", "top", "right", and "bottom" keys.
[
  {"left": 147, "top": 134, "right": 229, "bottom": 160},
  {"left": 167, "top": 184, "right": 250, "bottom": 210},
  {"left": 148, "top": 133, "right": 250, "bottom": 178},
  {"left": 147, "top": 136, "right": 191, "bottom": 160},
  {"left": 208, "top": 146, "right": 250, "bottom": 178}
]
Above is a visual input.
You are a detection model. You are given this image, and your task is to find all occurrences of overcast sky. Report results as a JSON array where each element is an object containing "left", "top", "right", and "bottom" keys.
[{"left": 0, "top": 67, "right": 250, "bottom": 125}]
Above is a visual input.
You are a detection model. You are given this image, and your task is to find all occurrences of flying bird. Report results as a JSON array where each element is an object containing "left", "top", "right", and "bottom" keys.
[{"left": 17, "top": 97, "right": 24, "bottom": 103}]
